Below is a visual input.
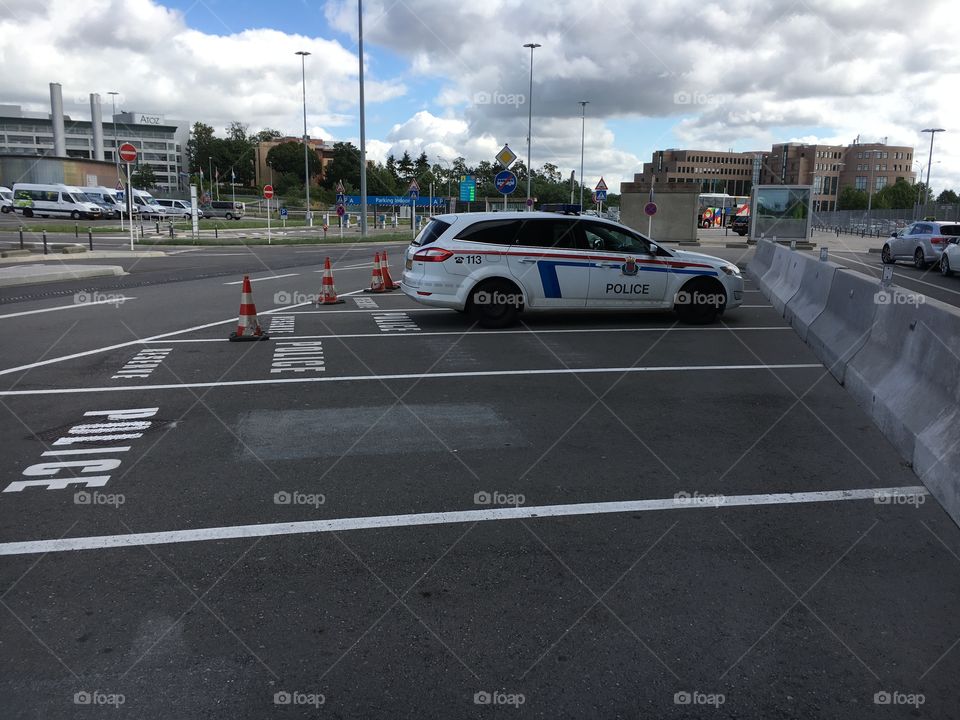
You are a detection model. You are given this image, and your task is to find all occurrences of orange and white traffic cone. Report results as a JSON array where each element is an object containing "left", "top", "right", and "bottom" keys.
[
  {"left": 364, "top": 252, "right": 387, "bottom": 293},
  {"left": 317, "top": 257, "right": 345, "bottom": 305},
  {"left": 228, "top": 275, "right": 270, "bottom": 342},
  {"left": 380, "top": 248, "right": 401, "bottom": 290}
]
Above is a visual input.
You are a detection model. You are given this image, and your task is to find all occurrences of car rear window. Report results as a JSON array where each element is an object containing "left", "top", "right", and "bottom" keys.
[
  {"left": 412, "top": 218, "right": 452, "bottom": 247},
  {"left": 939, "top": 225, "right": 960, "bottom": 236},
  {"left": 453, "top": 219, "right": 525, "bottom": 245}
]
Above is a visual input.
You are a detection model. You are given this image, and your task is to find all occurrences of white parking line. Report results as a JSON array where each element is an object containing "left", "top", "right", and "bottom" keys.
[
  {"left": 146, "top": 326, "right": 794, "bottom": 344},
  {"left": 224, "top": 273, "right": 299, "bottom": 285},
  {"left": 0, "top": 486, "right": 928, "bottom": 556},
  {"left": 0, "top": 363, "right": 822, "bottom": 397},
  {"left": 0, "top": 297, "right": 137, "bottom": 320}
]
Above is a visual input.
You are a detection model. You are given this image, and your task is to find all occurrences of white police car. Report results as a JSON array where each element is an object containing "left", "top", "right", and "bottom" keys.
[{"left": 401, "top": 211, "right": 744, "bottom": 327}]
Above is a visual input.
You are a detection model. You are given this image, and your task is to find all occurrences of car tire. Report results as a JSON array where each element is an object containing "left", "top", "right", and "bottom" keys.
[
  {"left": 914, "top": 247, "right": 927, "bottom": 270},
  {"left": 0, "top": 206, "right": 8, "bottom": 214},
  {"left": 225, "top": 212, "right": 233, "bottom": 220},
  {"left": 71, "top": 211, "right": 80, "bottom": 220},
  {"left": 23, "top": 208, "right": 33, "bottom": 218},
  {"left": 881, "top": 245, "right": 895, "bottom": 264},
  {"left": 941, "top": 254, "right": 954, "bottom": 277},
  {"left": 467, "top": 279, "right": 522, "bottom": 328},
  {"left": 675, "top": 278, "right": 724, "bottom": 325}
]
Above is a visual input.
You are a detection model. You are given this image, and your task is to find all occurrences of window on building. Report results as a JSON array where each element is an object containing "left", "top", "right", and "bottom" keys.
[
  {"left": 855, "top": 176, "right": 867, "bottom": 190},
  {"left": 875, "top": 176, "right": 888, "bottom": 190}
]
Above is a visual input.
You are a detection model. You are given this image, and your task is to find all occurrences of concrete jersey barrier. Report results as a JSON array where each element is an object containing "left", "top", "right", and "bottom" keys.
[
  {"left": 765, "top": 249, "right": 807, "bottom": 317},
  {"left": 746, "top": 238, "right": 776, "bottom": 282},
  {"left": 805, "top": 269, "right": 879, "bottom": 384},
  {"left": 783, "top": 257, "right": 841, "bottom": 342}
]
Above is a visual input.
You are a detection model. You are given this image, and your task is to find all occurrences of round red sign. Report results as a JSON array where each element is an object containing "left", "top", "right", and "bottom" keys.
[
  {"left": 263, "top": 185, "right": 274, "bottom": 199},
  {"left": 118, "top": 143, "right": 137, "bottom": 163}
]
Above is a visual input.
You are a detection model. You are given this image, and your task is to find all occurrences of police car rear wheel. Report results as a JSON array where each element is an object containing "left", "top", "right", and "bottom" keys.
[{"left": 468, "top": 279, "right": 521, "bottom": 328}]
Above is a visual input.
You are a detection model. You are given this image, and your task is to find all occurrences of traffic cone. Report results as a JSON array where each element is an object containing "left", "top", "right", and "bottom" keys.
[
  {"left": 317, "top": 257, "right": 345, "bottom": 305},
  {"left": 364, "top": 252, "right": 387, "bottom": 293},
  {"left": 228, "top": 275, "right": 270, "bottom": 342},
  {"left": 380, "top": 249, "right": 401, "bottom": 290}
]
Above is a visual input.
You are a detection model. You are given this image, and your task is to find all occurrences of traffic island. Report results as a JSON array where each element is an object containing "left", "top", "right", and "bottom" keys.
[{"left": 0, "top": 263, "right": 126, "bottom": 287}]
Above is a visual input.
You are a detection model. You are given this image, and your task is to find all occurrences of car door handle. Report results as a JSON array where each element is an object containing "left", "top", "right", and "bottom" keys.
[{"left": 518, "top": 258, "right": 538, "bottom": 264}]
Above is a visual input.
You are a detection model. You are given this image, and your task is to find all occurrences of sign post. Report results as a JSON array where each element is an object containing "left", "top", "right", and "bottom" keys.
[
  {"left": 190, "top": 184, "right": 199, "bottom": 238},
  {"left": 263, "top": 185, "right": 274, "bottom": 244},
  {"left": 409, "top": 180, "right": 420, "bottom": 240},
  {"left": 118, "top": 143, "right": 138, "bottom": 251},
  {"left": 116, "top": 180, "right": 125, "bottom": 231},
  {"left": 594, "top": 177, "right": 608, "bottom": 218}
]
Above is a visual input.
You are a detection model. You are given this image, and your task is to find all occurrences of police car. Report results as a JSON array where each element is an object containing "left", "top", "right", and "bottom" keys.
[{"left": 401, "top": 210, "right": 744, "bottom": 327}]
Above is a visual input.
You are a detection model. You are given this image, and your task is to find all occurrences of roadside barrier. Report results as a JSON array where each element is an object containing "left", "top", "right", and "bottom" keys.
[
  {"left": 763, "top": 245, "right": 805, "bottom": 316},
  {"left": 317, "top": 257, "right": 345, "bottom": 305},
  {"left": 746, "top": 238, "right": 776, "bottom": 282},
  {"left": 805, "top": 269, "right": 878, "bottom": 384},
  {"left": 228, "top": 275, "right": 270, "bottom": 342},
  {"left": 783, "top": 256, "right": 840, "bottom": 342}
]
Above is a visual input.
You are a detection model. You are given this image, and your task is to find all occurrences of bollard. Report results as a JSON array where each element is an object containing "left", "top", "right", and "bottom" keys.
[
  {"left": 42, "top": 230, "right": 48, "bottom": 255},
  {"left": 155, "top": 221, "right": 160, "bottom": 235},
  {"left": 88, "top": 229, "right": 93, "bottom": 251},
  {"left": 19, "top": 226, "right": 24, "bottom": 250},
  {"left": 215, "top": 227, "right": 218, "bottom": 240},
  {"left": 75, "top": 223, "right": 79, "bottom": 239},
  {"left": 139, "top": 224, "right": 144, "bottom": 239},
  {"left": 168, "top": 221, "right": 174, "bottom": 239}
]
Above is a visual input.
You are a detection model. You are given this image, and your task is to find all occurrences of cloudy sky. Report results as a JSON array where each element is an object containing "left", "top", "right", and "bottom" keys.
[{"left": 1, "top": 0, "right": 958, "bottom": 194}]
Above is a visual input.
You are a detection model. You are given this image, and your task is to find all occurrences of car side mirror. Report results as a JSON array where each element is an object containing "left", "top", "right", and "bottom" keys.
[{"left": 890, "top": 231, "right": 897, "bottom": 237}]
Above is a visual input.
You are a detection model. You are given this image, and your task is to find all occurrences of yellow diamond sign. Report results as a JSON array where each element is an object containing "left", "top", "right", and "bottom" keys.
[{"left": 495, "top": 144, "right": 517, "bottom": 169}]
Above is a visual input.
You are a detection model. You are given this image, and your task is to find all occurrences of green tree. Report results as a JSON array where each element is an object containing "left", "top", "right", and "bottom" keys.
[
  {"left": 186, "top": 122, "right": 216, "bottom": 175},
  {"left": 266, "top": 141, "right": 321, "bottom": 182},
  {"left": 386, "top": 154, "right": 399, "bottom": 183},
  {"left": 131, "top": 164, "right": 157, "bottom": 189},
  {"left": 838, "top": 186, "right": 868, "bottom": 210},
  {"left": 397, "top": 151, "right": 414, "bottom": 181},
  {"left": 322, "top": 142, "right": 361, "bottom": 189},
  {"left": 414, "top": 151, "right": 430, "bottom": 178},
  {"left": 254, "top": 128, "right": 283, "bottom": 143},
  {"left": 873, "top": 179, "right": 915, "bottom": 209},
  {"left": 937, "top": 189, "right": 958, "bottom": 204}
]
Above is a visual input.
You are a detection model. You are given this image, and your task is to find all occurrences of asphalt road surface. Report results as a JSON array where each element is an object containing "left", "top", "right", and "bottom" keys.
[{"left": 0, "top": 249, "right": 958, "bottom": 719}]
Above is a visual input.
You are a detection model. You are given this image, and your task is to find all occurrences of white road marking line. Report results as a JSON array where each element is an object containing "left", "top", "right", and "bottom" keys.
[
  {"left": 223, "top": 273, "right": 299, "bottom": 285},
  {"left": 0, "top": 363, "right": 823, "bottom": 397},
  {"left": 145, "top": 326, "right": 794, "bottom": 344},
  {"left": 0, "top": 297, "right": 138, "bottom": 320},
  {"left": 313, "top": 263, "right": 372, "bottom": 272},
  {"left": 0, "top": 486, "right": 928, "bottom": 556},
  {"left": 0, "top": 288, "right": 369, "bottom": 378},
  {"left": 827, "top": 255, "right": 960, "bottom": 297},
  {"left": 287, "top": 308, "right": 448, "bottom": 314},
  {"left": 741, "top": 304, "right": 773, "bottom": 308}
]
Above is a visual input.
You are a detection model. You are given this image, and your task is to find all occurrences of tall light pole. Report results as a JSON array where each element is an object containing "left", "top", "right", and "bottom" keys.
[
  {"left": 523, "top": 42, "right": 541, "bottom": 210},
  {"left": 578, "top": 100, "right": 588, "bottom": 210},
  {"left": 358, "top": 0, "right": 368, "bottom": 237},
  {"left": 296, "top": 50, "right": 312, "bottom": 226},
  {"left": 922, "top": 128, "right": 945, "bottom": 209},
  {"left": 107, "top": 91, "right": 120, "bottom": 182}
]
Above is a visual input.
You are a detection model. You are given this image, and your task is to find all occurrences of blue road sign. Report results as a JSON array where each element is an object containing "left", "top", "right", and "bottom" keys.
[
  {"left": 335, "top": 193, "right": 345, "bottom": 205},
  {"left": 116, "top": 191, "right": 125, "bottom": 201},
  {"left": 595, "top": 190, "right": 608, "bottom": 202},
  {"left": 459, "top": 176, "right": 476, "bottom": 202},
  {"left": 409, "top": 190, "right": 419, "bottom": 201},
  {"left": 494, "top": 170, "right": 517, "bottom": 195},
  {"left": 279, "top": 207, "right": 288, "bottom": 218}
]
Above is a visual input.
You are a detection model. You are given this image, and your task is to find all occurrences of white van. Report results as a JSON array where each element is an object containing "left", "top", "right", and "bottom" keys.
[
  {"left": 156, "top": 198, "right": 203, "bottom": 219},
  {"left": 81, "top": 186, "right": 127, "bottom": 220},
  {"left": 132, "top": 189, "right": 166, "bottom": 219},
  {"left": 12, "top": 183, "right": 103, "bottom": 220},
  {"left": 0, "top": 186, "right": 13, "bottom": 213}
]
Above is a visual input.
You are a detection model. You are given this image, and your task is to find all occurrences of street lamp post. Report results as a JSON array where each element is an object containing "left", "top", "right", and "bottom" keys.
[
  {"left": 578, "top": 101, "right": 588, "bottom": 210},
  {"left": 922, "top": 128, "right": 945, "bottom": 210},
  {"left": 107, "top": 91, "right": 120, "bottom": 182},
  {"left": 296, "top": 50, "right": 312, "bottom": 226},
  {"left": 523, "top": 42, "right": 541, "bottom": 210},
  {"left": 358, "top": 0, "right": 368, "bottom": 237}
]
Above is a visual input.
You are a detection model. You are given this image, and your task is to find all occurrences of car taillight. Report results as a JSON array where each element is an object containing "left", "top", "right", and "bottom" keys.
[
  {"left": 932, "top": 237, "right": 945, "bottom": 245},
  {"left": 413, "top": 247, "right": 454, "bottom": 263}
]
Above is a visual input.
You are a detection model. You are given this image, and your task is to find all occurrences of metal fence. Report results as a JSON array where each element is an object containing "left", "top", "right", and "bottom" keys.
[{"left": 813, "top": 202, "right": 960, "bottom": 230}]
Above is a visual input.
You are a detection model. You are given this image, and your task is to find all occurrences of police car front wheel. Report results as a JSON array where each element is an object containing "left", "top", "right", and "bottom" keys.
[
  {"left": 467, "top": 279, "right": 523, "bottom": 328},
  {"left": 674, "top": 279, "right": 725, "bottom": 325}
]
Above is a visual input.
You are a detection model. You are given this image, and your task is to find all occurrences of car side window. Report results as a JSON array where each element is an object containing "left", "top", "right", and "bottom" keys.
[
  {"left": 513, "top": 219, "right": 583, "bottom": 249},
  {"left": 454, "top": 220, "right": 524, "bottom": 245},
  {"left": 581, "top": 222, "right": 652, "bottom": 254}
]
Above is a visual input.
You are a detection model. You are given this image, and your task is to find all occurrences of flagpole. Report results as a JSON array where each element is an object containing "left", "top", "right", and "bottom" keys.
[{"left": 648, "top": 176, "right": 654, "bottom": 238}]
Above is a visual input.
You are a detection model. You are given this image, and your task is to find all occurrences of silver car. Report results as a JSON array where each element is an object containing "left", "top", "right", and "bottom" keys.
[{"left": 881, "top": 221, "right": 960, "bottom": 269}]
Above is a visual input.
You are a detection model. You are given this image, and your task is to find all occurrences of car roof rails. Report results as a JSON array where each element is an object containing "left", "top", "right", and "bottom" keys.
[{"left": 541, "top": 203, "right": 582, "bottom": 215}]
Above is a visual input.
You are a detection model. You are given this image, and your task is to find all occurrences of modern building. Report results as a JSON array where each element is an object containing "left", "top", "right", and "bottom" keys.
[
  {"left": 0, "top": 84, "right": 190, "bottom": 191},
  {"left": 253, "top": 136, "right": 336, "bottom": 188},
  {"left": 639, "top": 140, "right": 916, "bottom": 213}
]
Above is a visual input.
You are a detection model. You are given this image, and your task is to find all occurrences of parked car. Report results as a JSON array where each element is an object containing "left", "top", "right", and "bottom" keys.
[
  {"left": 731, "top": 215, "right": 750, "bottom": 236},
  {"left": 81, "top": 186, "right": 131, "bottom": 220},
  {"left": 12, "top": 183, "right": 103, "bottom": 219},
  {"left": 200, "top": 200, "right": 245, "bottom": 220},
  {"left": 132, "top": 189, "right": 167, "bottom": 220},
  {"left": 939, "top": 237, "right": 960, "bottom": 277},
  {"left": 881, "top": 221, "right": 960, "bottom": 269},
  {"left": 156, "top": 198, "right": 203, "bottom": 219},
  {"left": 0, "top": 186, "right": 13, "bottom": 213},
  {"left": 401, "top": 210, "right": 744, "bottom": 327}
]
